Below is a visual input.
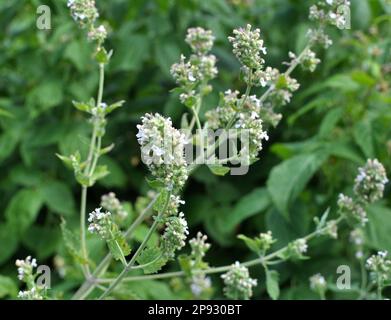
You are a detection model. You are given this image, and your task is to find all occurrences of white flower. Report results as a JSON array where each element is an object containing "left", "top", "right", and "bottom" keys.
[{"left": 221, "top": 261, "right": 257, "bottom": 300}]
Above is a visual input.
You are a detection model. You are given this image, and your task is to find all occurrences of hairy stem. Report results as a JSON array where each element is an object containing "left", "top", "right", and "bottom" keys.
[{"left": 98, "top": 193, "right": 171, "bottom": 299}]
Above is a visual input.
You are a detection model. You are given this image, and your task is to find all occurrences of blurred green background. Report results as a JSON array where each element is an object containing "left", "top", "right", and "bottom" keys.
[{"left": 0, "top": 0, "right": 390, "bottom": 299}]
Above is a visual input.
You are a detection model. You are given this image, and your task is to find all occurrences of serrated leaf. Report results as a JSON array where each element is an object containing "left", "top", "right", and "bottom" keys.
[
  {"left": 136, "top": 247, "right": 167, "bottom": 274},
  {"left": 60, "top": 219, "right": 89, "bottom": 265},
  {"left": 237, "top": 234, "right": 261, "bottom": 255},
  {"left": 266, "top": 269, "right": 280, "bottom": 300}
]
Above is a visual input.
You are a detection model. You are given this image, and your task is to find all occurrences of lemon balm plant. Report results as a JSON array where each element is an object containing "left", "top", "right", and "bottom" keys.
[{"left": 12, "top": 0, "right": 391, "bottom": 300}]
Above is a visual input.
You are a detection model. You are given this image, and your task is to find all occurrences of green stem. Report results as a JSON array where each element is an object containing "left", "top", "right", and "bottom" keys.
[
  {"left": 79, "top": 186, "right": 90, "bottom": 277},
  {"left": 98, "top": 192, "right": 171, "bottom": 299},
  {"left": 98, "top": 217, "right": 344, "bottom": 284},
  {"left": 71, "top": 194, "right": 159, "bottom": 300}
]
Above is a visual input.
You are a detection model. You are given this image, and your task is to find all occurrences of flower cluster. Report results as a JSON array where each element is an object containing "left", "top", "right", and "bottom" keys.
[
  {"left": 18, "top": 287, "right": 44, "bottom": 300},
  {"left": 354, "top": 159, "right": 388, "bottom": 204},
  {"left": 15, "top": 256, "right": 44, "bottom": 300},
  {"left": 189, "top": 232, "right": 211, "bottom": 261},
  {"left": 307, "top": 0, "right": 351, "bottom": 47},
  {"left": 136, "top": 113, "right": 188, "bottom": 193},
  {"left": 16, "top": 256, "right": 37, "bottom": 282},
  {"left": 258, "top": 231, "right": 275, "bottom": 254},
  {"left": 309, "top": 273, "right": 327, "bottom": 297},
  {"left": 309, "top": 0, "right": 351, "bottom": 29},
  {"left": 87, "top": 207, "right": 113, "bottom": 239},
  {"left": 67, "top": 0, "right": 99, "bottom": 28},
  {"left": 285, "top": 238, "right": 308, "bottom": 260},
  {"left": 166, "top": 195, "right": 186, "bottom": 216},
  {"left": 67, "top": 0, "right": 108, "bottom": 49},
  {"left": 287, "top": 50, "right": 321, "bottom": 73},
  {"left": 366, "top": 251, "right": 391, "bottom": 284},
  {"left": 337, "top": 193, "right": 368, "bottom": 226},
  {"left": 185, "top": 27, "right": 215, "bottom": 55},
  {"left": 221, "top": 262, "right": 257, "bottom": 300},
  {"left": 161, "top": 213, "right": 189, "bottom": 259},
  {"left": 101, "top": 192, "right": 127, "bottom": 220},
  {"left": 205, "top": 91, "right": 269, "bottom": 162},
  {"left": 269, "top": 73, "right": 300, "bottom": 106},
  {"left": 171, "top": 28, "right": 217, "bottom": 108},
  {"left": 190, "top": 274, "right": 212, "bottom": 298},
  {"left": 228, "top": 24, "right": 266, "bottom": 71},
  {"left": 338, "top": 159, "right": 388, "bottom": 226}
]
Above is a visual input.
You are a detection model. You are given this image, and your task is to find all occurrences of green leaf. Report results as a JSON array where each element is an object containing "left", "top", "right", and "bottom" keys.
[
  {"left": 0, "top": 276, "right": 17, "bottom": 299},
  {"left": 40, "top": 180, "right": 75, "bottom": 216},
  {"left": 90, "top": 165, "right": 110, "bottom": 185},
  {"left": 72, "top": 100, "right": 92, "bottom": 113},
  {"left": 266, "top": 152, "right": 328, "bottom": 219},
  {"left": 153, "top": 189, "right": 170, "bottom": 213},
  {"left": 136, "top": 247, "right": 167, "bottom": 274},
  {"left": 207, "top": 164, "right": 230, "bottom": 176},
  {"left": 60, "top": 219, "right": 88, "bottom": 265},
  {"left": 318, "top": 108, "right": 343, "bottom": 138},
  {"left": 111, "top": 34, "right": 149, "bottom": 71},
  {"left": 266, "top": 269, "right": 280, "bottom": 300},
  {"left": 105, "top": 100, "right": 125, "bottom": 114},
  {"left": 5, "top": 188, "right": 43, "bottom": 235},
  {"left": 353, "top": 120, "right": 374, "bottom": 158},
  {"left": 365, "top": 204, "right": 391, "bottom": 253},
  {"left": 0, "top": 224, "right": 18, "bottom": 264},
  {"left": 237, "top": 234, "right": 261, "bottom": 255},
  {"left": 222, "top": 187, "right": 270, "bottom": 234}
]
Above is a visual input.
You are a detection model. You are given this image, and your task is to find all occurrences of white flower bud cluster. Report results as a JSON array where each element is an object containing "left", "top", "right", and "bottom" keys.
[
  {"left": 87, "top": 207, "right": 113, "bottom": 239},
  {"left": 228, "top": 24, "right": 267, "bottom": 71},
  {"left": 291, "top": 49, "right": 321, "bottom": 72},
  {"left": 101, "top": 192, "right": 127, "bottom": 220},
  {"left": 136, "top": 113, "right": 188, "bottom": 192},
  {"left": 309, "top": 273, "right": 327, "bottom": 295},
  {"left": 18, "top": 287, "right": 43, "bottom": 300},
  {"left": 309, "top": 0, "right": 350, "bottom": 29},
  {"left": 162, "top": 212, "right": 189, "bottom": 259},
  {"left": 189, "top": 232, "right": 211, "bottom": 259},
  {"left": 16, "top": 256, "right": 37, "bottom": 282},
  {"left": 205, "top": 90, "right": 269, "bottom": 162},
  {"left": 350, "top": 229, "right": 365, "bottom": 259},
  {"left": 190, "top": 274, "right": 212, "bottom": 298},
  {"left": 268, "top": 73, "right": 300, "bottom": 106},
  {"left": 87, "top": 24, "right": 107, "bottom": 44},
  {"left": 337, "top": 159, "right": 387, "bottom": 226},
  {"left": 366, "top": 251, "right": 391, "bottom": 284},
  {"left": 221, "top": 261, "right": 257, "bottom": 300},
  {"left": 67, "top": 0, "right": 99, "bottom": 28},
  {"left": 337, "top": 193, "right": 368, "bottom": 226},
  {"left": 185, "top": 27, "right": 215, "bottom": 55},
  {"left": 166, "top": 195, "right": 186, "bottom": 216},
  {"left": 354, "top": 159, "right": 388, "bottom": 204},
  {"left": 171, "top": 28, "right": 217, "bottom": 108},
  {"left": 293, "top": 238, "right": 308, "bottom": 254},
  {"left": 15, "top": 256, "right": 44, "bottom": 300},
  {"left": 307, "top": 28, "right": 333, "bottom": 48},
  {"left": 258, "top": 231, "right": 275, "bottom": 253}
]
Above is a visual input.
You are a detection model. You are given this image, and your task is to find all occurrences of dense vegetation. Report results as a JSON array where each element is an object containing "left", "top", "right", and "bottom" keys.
[{"left": 0, "top": 0, "right": 390, "bottom": 300}]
